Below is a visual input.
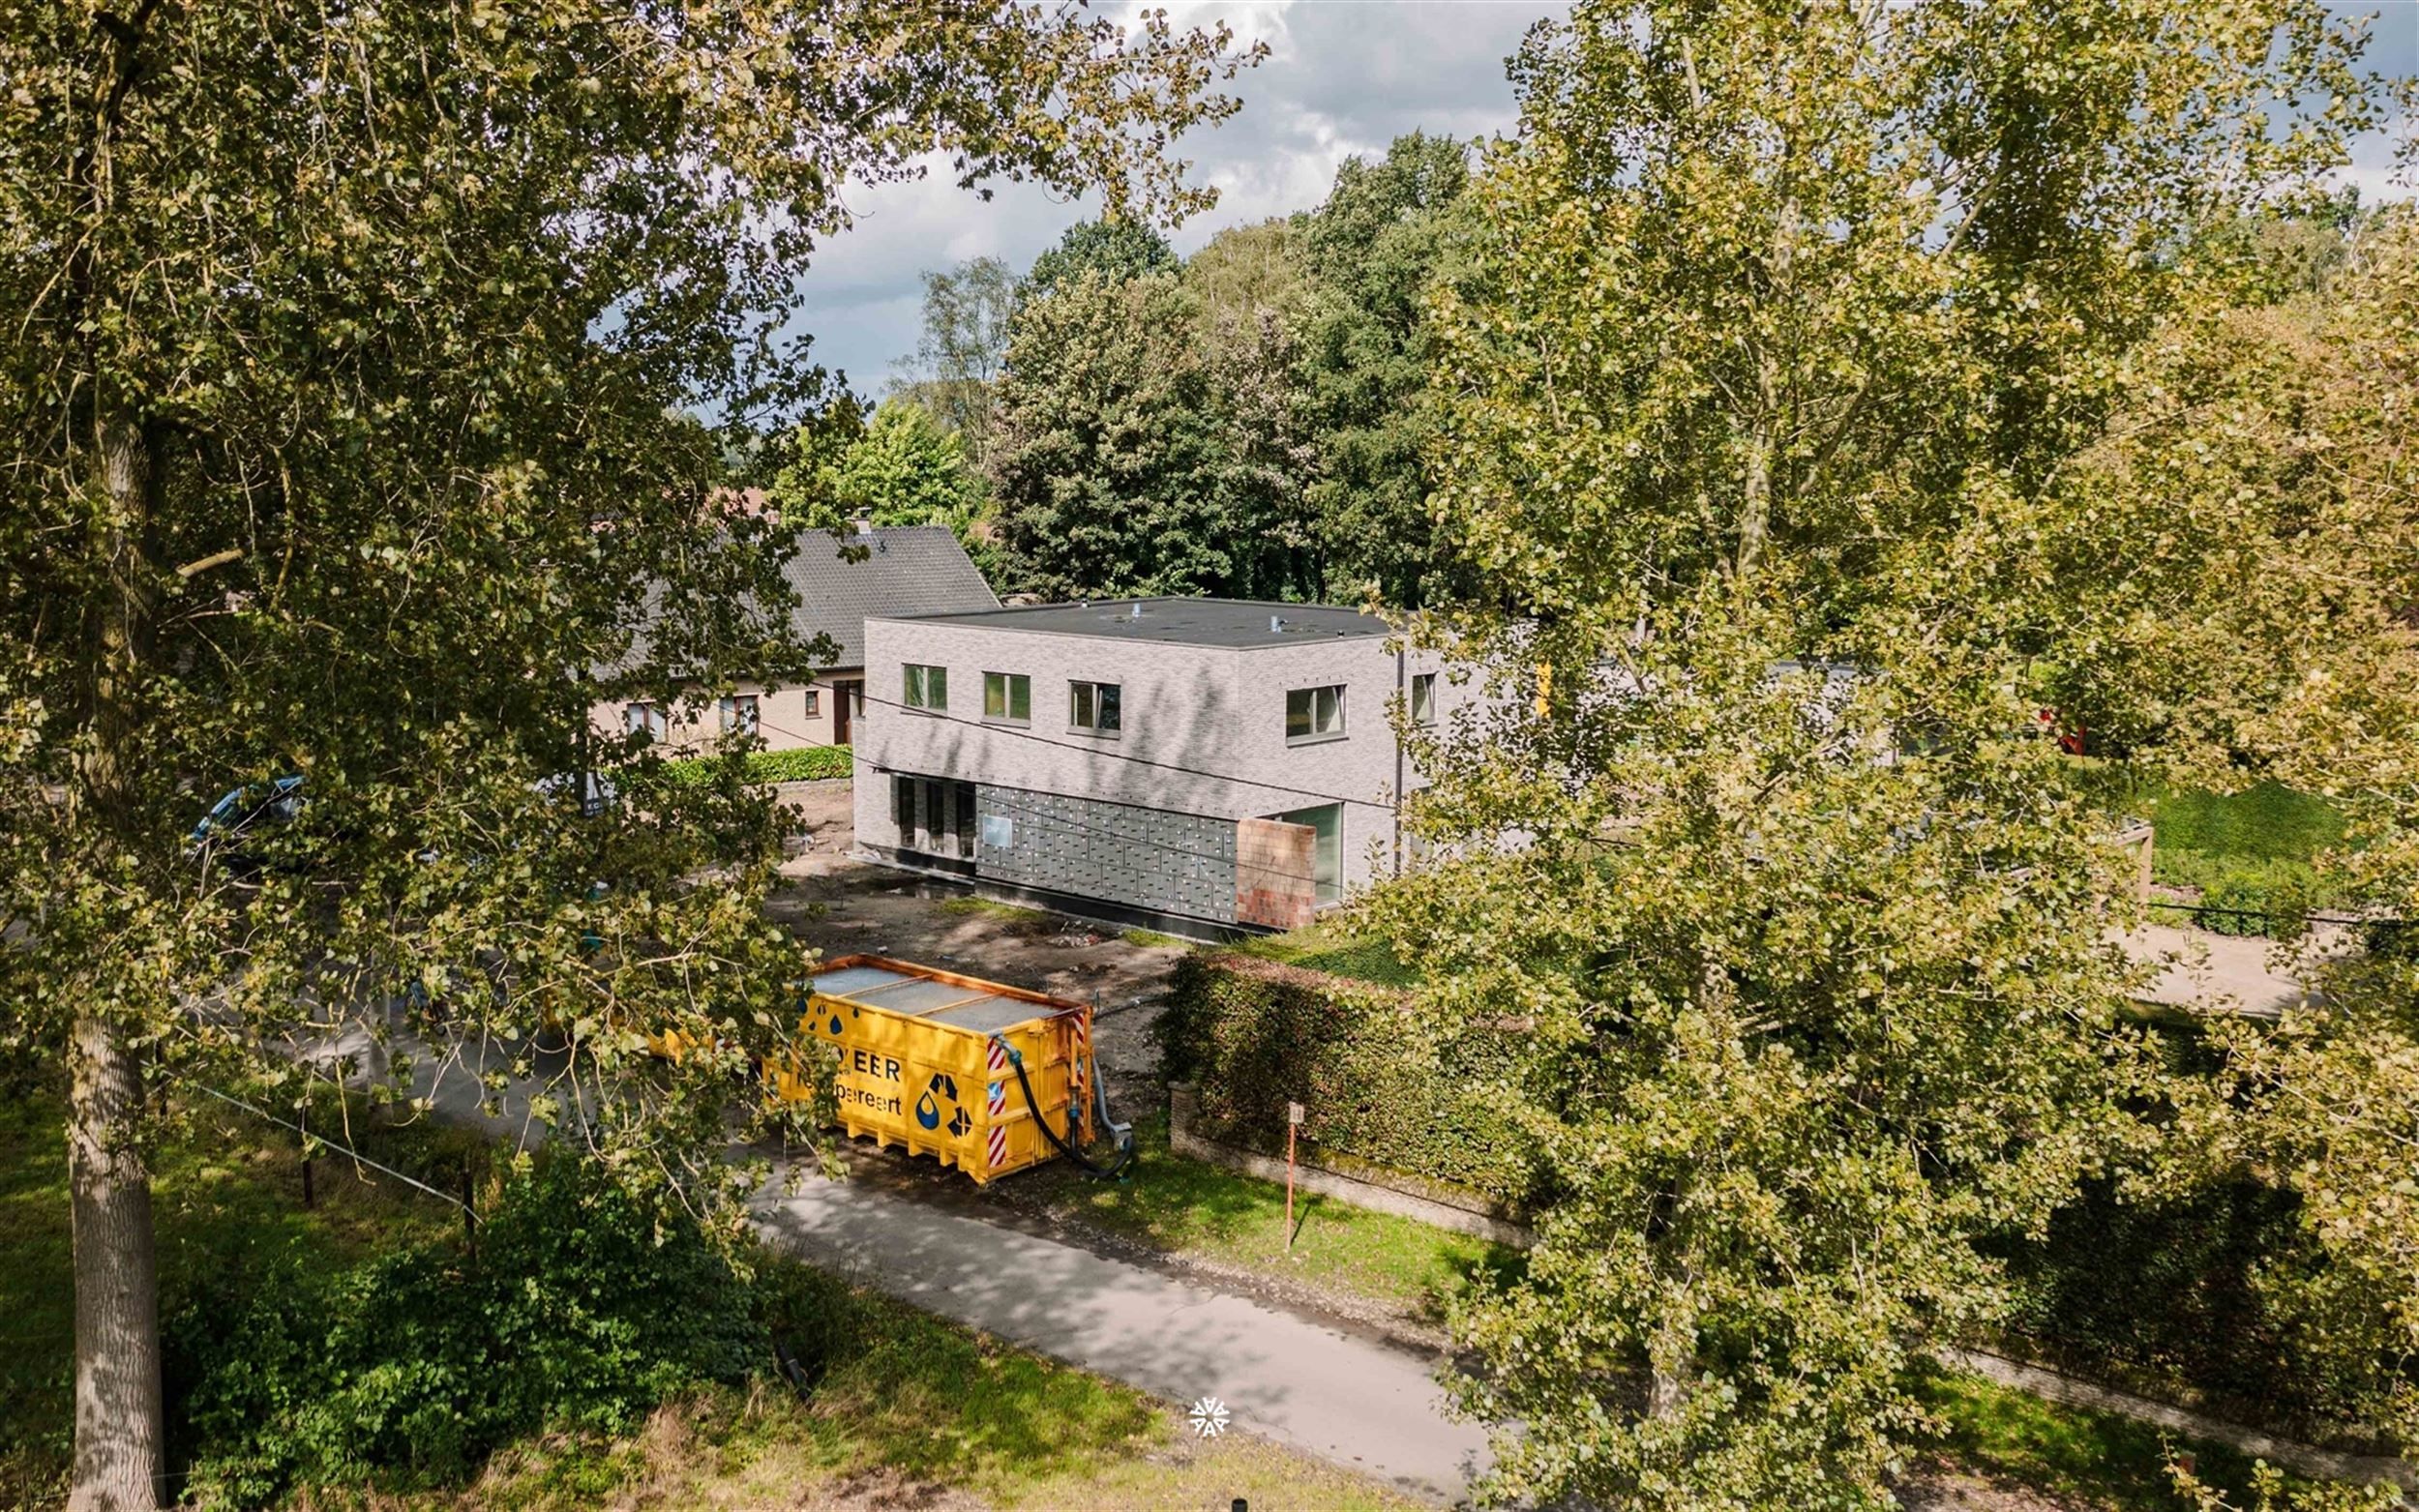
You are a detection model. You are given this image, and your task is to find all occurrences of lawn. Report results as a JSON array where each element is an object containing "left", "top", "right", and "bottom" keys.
[
  {"left": 2128, "top": 779, "right": 2346, "bottom": 863},
  {"left": 0, "top": 1078, "right": 1410, "bottom": 1511},
  {"left": 1021, "top": 1111, "right": 1520, "bottom": 1326},
  {"left": 1229, "top": 916, "right": 1421, "bottom": 988}
]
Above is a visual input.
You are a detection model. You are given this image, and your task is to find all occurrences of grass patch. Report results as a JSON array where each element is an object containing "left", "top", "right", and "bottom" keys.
[
  {"left": 2108, "top": 780, "right": 2354, "bottom": 936},
  {"left": 1231, "top": 917, "right": 1421, "bottom": 989},
  {"left": 1025, "top": 1111, "right": 1520, "bottom": 1325},
  {"left": 934, "top": 895, "right": 1052, "bottom": 926},
  {"left": 1119, "top": 927, "right": 1187, "bottom": 950},
  {"left": 1916, "top": 1365, "right": 2296, "bottom": 1510},
  {"left": 2129, "top": 781, "right": 2346, "bottom": 864}
]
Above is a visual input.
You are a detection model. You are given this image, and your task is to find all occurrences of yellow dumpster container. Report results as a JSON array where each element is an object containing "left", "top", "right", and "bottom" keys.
[{"left": 773, "top": 955, "right": 1094, "bottom": 1184}]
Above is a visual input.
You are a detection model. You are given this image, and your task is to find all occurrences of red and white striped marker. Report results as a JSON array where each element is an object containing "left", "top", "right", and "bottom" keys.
[
  {"left": 986, "top": 1037, "right": 1008, "bottom": 1076},
  {"left": 987, "top": 1125, "right": 1008, "bottom": 1169},
  {"left": 987, "top": 1079, "right": 1006, "bottom": 1117}
]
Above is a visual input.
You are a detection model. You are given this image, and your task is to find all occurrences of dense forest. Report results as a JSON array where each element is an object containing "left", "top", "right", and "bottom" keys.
[{"left": 768, "top": 133, "right": 1475, "bottom": 608}]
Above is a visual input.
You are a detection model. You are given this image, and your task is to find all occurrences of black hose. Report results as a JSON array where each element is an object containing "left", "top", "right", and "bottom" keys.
[{"left": 1002, "top": 1038, "right": 1133, "bottom": 1181}]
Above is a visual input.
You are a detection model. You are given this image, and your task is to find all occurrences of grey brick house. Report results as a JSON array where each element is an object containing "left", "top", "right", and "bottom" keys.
[{"left": 853, "top": 598, "right": 1457, "bottom": 934}]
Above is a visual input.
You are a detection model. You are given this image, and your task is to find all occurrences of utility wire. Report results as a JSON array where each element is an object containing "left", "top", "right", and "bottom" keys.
[
  {"left": 732, "top": 710, "right": 1329, "bottom": 887},
  {"left": 169, "top": 1071, "right": 479, "bottom": 1220},
  {"left": 851, "top": 687, "right": 1400, "bottom": 812}
]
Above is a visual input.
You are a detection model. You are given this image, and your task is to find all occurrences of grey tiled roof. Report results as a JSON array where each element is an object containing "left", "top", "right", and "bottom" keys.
[{"left": 785, "top": 526, "right": 999, "bottom": 667}]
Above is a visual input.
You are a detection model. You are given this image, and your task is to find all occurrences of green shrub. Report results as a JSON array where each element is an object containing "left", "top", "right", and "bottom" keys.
[
  {"left": 2152, "top": 850, "right": 2333, "bottom": 937},
  {"left": 658, "top": 745, "right": 851, "bottom": 786},
  {"left": 1995, "top": 1177, "right": 2408, "bottom": 1447},
  {"left": 1155, "top": 952, "right": 1539, "bottom": 1208},
  {"left": 170, "top": 1155, "right": 766, "bottom": 1502}
]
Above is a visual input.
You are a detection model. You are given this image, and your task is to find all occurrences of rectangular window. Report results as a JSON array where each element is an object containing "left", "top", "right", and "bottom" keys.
[
  {"left": 1271, "top": 803, "right": 1343, "bottom": 905},
  {"left": 1285, "top": 684, "right": 1346, "bottom": 742},
  {"left": 803, "top": 689, "right": 821, "bottom": 717},
  {"left": 719, "top": 694, "right": 759, "bottom": 734},
  {"left": 982, "top": 671, "right": 1030, "bottom": 723},
  {"left": 1411, "top": 672, "right": 1437, "bottom": 727},
  {"left": 892, "top": 773, "right": 916, "bottom": 836},
  {"left": 1069, "top": 679, "right": 1122, "bottom": 735},
  {"left": 904, "top": 663, "right": 947, "bottom": 711},
  {"left": 624, "top": 701, "right": 667, "bottom": 742}
]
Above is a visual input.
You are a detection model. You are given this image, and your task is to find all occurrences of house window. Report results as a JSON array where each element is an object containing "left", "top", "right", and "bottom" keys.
[
  {"left": 1410, "top": 672, "right": 1438, "bottom": 727},
  {"left": 982, "top": 671, "right": 1030, "bottom": 724},
  {"left": 1285, "top": 684, "right": 1346, "bottom": 743},
  {"left": 719, "top": 694, "right": 759, "bottom": 734},
  {"left": 904, "top": 663, "right": 947, "bottom": 711},
  {"left": 892, "top": 772, "right": 974, "bottom": 859},
  {"left": 624, "top": 701, "right": 667, "bottom": 742},
  {"left": 1070, "top": 679, "right": 1122, "bottom": 735},
  {"left": 1271, "top": 803, "right": 1343, "bottom": 904},
  {"left": 803, "top": 689, "right": 821, "bottom": 718}
]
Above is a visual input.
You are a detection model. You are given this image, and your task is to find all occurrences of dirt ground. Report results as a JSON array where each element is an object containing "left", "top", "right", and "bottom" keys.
[{"left": 763, "top": 778, "right": 1186, "bottom": 1114}]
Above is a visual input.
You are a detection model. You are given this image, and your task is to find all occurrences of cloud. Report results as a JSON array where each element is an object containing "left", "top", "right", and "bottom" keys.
[
  {"left": 786, "top": 1, "right": 1559, "bottom": 394},
  {"left": 781, "top": 0, "right": 2415, "bottom": 398}
]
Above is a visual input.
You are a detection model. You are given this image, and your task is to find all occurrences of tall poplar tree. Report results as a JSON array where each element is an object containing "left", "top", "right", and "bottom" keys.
[
  {"left": 0, "top": 5, "right": 1252, "bottom": 1506},
  {"left": 1383, "top": 1, "right": 2394, "bottom": 1504}
]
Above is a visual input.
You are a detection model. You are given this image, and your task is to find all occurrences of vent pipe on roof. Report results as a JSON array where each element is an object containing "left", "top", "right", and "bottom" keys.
[
  {"left": 1269, "top": 614, "right": 1285, "bottom": 633},
  {"left": 1130, "top": 602, "right": 1144, "bottom": 618}
]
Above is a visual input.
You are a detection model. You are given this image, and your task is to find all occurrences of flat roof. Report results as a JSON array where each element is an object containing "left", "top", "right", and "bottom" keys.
[{"left": 878, "top": 596, "right": 1391, "bottom": 650}]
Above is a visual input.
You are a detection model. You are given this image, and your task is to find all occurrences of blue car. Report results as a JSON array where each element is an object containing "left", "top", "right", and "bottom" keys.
[{"left": 188, "top": 774, "right": 307, "bottom": 854}]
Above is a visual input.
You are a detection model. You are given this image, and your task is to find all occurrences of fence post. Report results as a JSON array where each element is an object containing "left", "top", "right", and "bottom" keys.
[{"left": 298, "top": 1094, "right": 314, "bottom": 1209}]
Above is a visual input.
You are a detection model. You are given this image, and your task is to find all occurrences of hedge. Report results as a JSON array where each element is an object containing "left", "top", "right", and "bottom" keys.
[
  {"left": 1153, "top": 952, "right": 1541, "bottom": 1209},
  {"left": 658, "top": 744, "right": 851, "bottom": 786}
]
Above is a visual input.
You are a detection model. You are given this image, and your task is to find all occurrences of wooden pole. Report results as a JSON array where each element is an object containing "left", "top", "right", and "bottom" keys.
[{"left": 1285, "top": 1100, "right": 1304, "bottom": 1252}]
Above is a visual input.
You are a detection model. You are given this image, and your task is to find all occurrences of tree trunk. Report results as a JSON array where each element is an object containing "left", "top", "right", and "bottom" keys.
[
  {"left": 68, "top": 414, "right": 165, "bottom": 1511},
  {"left": 68, "top": 1013, "right": 164, "bottom": 1512}
]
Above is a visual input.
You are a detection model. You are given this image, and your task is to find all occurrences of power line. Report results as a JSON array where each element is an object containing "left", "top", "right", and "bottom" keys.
[
  {"left": 741, "top": 711, "right": 1325, "bottom": 886},
  {"left": 169, "top": 1071, "right": 479, "bottom": 1220}
]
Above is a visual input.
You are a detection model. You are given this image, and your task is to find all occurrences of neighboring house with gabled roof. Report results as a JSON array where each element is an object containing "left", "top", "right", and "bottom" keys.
[{"left": 595, "top": 522, "right": 998, "bottom": 754}]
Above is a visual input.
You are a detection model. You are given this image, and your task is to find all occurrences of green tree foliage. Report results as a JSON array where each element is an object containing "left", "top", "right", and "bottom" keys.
[
  {"left": 986, "top": 144, "right": 1477, "bottom": 606},
  {"left": 988, "top": 269, "right": 1237, "bottom": 599},
  {"left": 773, "top": 399, "right": 984, "bottom": 536},
  {"left": 0, "top": 4, "right": 1253, "bottom": 1502},
  {"left": 1296, "top": 132, "right": 1472, "bottom": 607},
  {"left": 890, "top": 255, "right": 1023, "bottom": 468},
  {"left": 2149, "top": 214, "right": 2419, "bottom": 1456},
  {"left": 1024, "top": 216, "right": 1179, "bottom": 299},
  {"left": 1376, "top": 1, "right": 2392, "bottom": 1505}
]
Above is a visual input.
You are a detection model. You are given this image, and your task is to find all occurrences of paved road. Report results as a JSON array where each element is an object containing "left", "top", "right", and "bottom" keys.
[{"left": 754, "top": 1163, "right": 1490, "bottom": 1505}]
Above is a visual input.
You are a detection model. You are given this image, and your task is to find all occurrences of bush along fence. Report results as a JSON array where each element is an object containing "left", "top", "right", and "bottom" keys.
[
  {"left": 658, "top": 744, "right": 852, "bottom": 786},
  {"left": 1152, "top": 951, "right": 1543, "bottom": 1219},
  {"left": 1162, "top": 948, "right": 2412, "bottom": 1469}
]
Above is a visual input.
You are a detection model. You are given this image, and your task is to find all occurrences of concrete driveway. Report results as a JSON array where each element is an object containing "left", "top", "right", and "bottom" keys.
[{"left": 766, "top": 777, "right": 1186, "bottom": 1114}]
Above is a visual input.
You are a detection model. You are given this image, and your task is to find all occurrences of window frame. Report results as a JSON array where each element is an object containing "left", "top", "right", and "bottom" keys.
[
  {"left": 624, "top": 700, "right": 668, "bottom": 742},
  {"left": 719, "top": 693, "right": 760, "bottom": 734},
  {"left": 1410, "top": 672, "right": 1437, "bottom": 728},
  {"left": 803, "top": 688, "right": 821, "bottom": 718},
  {"left": 981, "top": 670, "right": 1031, "bottom": 725},
  {"left": 1068, "top": 679, "right": 1123, "bottom": 737},
  {"left": 903, "top": 663, "right": 948, "bottom": 712},
  {"left": 1285, "top": 684, "right": 1347, "bottom": 744}
]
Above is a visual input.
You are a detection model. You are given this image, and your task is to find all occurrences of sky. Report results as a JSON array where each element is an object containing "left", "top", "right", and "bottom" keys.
[{"left": 787, "top": 0, "right": 2418, "bottom": 400}]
